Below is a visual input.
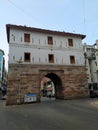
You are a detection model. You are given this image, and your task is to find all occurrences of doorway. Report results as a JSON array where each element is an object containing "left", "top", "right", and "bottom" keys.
[{"left": 40, "top": 73, "right": 63, "bottom": 102}]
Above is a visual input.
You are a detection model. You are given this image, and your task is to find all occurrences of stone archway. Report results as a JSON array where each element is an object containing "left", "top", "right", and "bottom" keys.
[
  {"left": 6, "top": 64, "right": 89, "bottom": 105},
  {"left": 39, "top": 70, "right": 64, "bottom": 100},
  {"left": 45, "top": 73, "right": 63, "bottom": 99}
]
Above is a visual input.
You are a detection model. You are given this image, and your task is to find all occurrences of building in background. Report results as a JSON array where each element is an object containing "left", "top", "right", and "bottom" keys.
[
  {"left": 84, "top": 41, "right": 98, "bottom": 84},
  {"left": 6, "top": 24, "right": 89, "bottom": 105},
  {"left": 0, "top": 49, "right": 7, "bottom": 89},
  {"left": 95, "top": 40, "right": 98, "bottom": 81}
]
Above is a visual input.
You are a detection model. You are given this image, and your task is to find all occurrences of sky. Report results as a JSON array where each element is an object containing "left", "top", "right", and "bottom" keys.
[{"left": 0, "top": 0, "right": 98, "bottom": 70}]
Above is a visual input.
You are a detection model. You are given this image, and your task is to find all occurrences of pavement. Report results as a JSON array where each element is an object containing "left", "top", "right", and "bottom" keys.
[
  {"left": 0, "top": 98, "right": 98, "bottom": 130},
  {"left": 41, "top": 97, "right": 98, "bottom": 108},
  {"left": 0, "top": 94, "right": 98, "bottom": 110},
  {"left": 91, "top": 99, "right": 98, "bottom": 108},
  {"left": 1, "top": 95, "right": 98, "bottom": 107}
]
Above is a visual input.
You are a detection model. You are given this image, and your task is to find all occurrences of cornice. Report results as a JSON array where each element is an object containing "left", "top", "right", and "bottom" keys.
[{"left": 9, "top": 43, "right": 83, "bottom": 52}]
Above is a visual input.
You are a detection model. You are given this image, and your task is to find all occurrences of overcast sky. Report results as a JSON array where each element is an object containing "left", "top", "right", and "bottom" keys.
[{"left": 0, "top": 0, "right": 98, "bottom": 69}]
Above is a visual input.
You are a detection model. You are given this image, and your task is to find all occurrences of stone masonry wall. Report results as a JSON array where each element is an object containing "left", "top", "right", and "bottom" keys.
[{"left": 6, "top": 64, "right": 89, "bottom": 105}]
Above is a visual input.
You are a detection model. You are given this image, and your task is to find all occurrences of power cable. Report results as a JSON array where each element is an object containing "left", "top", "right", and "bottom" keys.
[{"left": 7, "top": 0, "right": 39, "bottom": 24}]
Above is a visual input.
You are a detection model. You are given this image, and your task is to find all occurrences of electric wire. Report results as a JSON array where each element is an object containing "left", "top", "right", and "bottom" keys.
[{"left": 7, "top": 0, "right": 39, "bottom": 24}]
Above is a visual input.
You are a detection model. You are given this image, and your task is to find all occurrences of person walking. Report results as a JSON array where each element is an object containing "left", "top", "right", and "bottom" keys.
[{"left": 1, "top": 84, "right": 7, "bottom": 96}]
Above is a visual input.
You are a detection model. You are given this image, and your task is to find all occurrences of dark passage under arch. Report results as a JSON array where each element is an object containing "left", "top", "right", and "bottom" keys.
[{"left": 45, "top": 73, "right": 63, "bottom": 99}]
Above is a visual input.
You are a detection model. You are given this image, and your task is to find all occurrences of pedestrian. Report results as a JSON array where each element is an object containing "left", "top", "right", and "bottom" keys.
[{"left": 1, "top": 84, "right": 7, "bottom": 96}]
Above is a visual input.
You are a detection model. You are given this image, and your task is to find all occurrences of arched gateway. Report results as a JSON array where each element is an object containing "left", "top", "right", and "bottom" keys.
[
  {"left": 39, "top": 71, "right": 64, "bottom": 99},
  {"left": 6, "top": 64, "right": 89, "bottom": 105},
  {"left": 6, "top": 24, "right": 89, "bottom": 105}
]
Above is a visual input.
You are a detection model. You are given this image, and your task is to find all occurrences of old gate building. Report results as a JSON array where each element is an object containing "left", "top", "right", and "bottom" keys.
[{"left": 6, "top": 24, "right": 89, "bottom": 105}]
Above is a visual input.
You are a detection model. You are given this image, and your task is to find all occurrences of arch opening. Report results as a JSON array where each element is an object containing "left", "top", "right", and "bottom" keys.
[{"left": 40, "top": 73, "right": 63, "bottom": 101}]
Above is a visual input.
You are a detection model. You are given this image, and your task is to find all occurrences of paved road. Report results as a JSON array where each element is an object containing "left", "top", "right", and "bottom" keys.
[{"left": 0, "top": 98, "right": 98, "bottom": 130}]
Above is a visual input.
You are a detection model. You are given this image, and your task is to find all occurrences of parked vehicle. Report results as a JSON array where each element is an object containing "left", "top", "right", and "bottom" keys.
[{"left": 89, "top": 83, "right": 98, "bottom": 98}]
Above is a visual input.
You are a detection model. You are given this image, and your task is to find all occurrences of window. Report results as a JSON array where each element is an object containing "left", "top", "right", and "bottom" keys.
[
  {"left": 48, "top": 54, "right": 54, "bottom": 63},
  {"left": 68, "top": 39, "right": 73, "bottom": 46},
  {"left": 70, "top": 56, "right": 75, "bottom": 64},
  {"left": 24, "top": 33, "right": 30, "bottom": 42},
  {"left": 48, "top": 36, "right": 53, "bottom": 45},
  {"left": 24, "top": 52, "right": 30, "bottom": 62}
]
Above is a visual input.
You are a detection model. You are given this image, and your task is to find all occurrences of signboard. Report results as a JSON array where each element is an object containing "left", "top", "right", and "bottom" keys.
[{"left": 24, "top": 93, "right": 37, "bottom": 103}]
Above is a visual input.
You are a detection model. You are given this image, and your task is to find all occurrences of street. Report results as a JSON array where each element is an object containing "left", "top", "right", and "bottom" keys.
[{"left": 0, "top": 98, "right": 98, "bottom": 130}]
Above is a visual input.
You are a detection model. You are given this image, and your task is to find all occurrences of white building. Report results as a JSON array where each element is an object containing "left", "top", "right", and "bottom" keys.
[
  {"left": 0, "top": 49, "right": 5, "bottom": 88},
  {"left": 84, "top": 43, "right": 98, "bottom": 83},
  {"left": 6, "top": 24, "right": 88, "bottom": 105},
  {"left": 6, "top": 24, "right": 85, "bottom": 66},
  {"left": 95, "top": 40, "right": 98, "bottom": 81}
]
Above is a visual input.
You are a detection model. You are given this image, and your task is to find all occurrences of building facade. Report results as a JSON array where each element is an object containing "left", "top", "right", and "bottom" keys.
[
  {"left": 84, "top": 42, "right": 98, "bottom": 84},
  {"left": 6, "top": 24, "right": 89, "bottom": 105},
  {"left": 95, "top": 40, "right": 98, "bottom": 75},
  {"left": 0, "top": 49, "right": 5, "bottom": 89}
]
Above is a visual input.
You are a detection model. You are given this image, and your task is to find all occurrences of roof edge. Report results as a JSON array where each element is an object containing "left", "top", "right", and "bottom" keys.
[{"left": 6, "top": 24, "right": 86, "bottom": 42}]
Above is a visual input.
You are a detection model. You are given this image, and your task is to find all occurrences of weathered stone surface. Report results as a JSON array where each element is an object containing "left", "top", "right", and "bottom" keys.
[{"left": 6, "top": 64, "right": 89, "bottom": 105}]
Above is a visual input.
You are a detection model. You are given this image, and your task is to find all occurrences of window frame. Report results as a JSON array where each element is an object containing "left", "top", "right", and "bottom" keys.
[
  {"left": 70, "top": 55, "right": 75, "bottom": 64},
  {"left": 24, "top": 52, "right": 31, "bottom": 62},
  {"left": 68, "top": 38, "right": 73, "bottom": 47},
  {"left": 48, "top": 54, "right": 54, "bottom": 63},
  {"left": 24, "top": 33, "right": 30, "bottom": 43},
  {"left": 48, "top": 36, "right": 53, "bottom": 45}
]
